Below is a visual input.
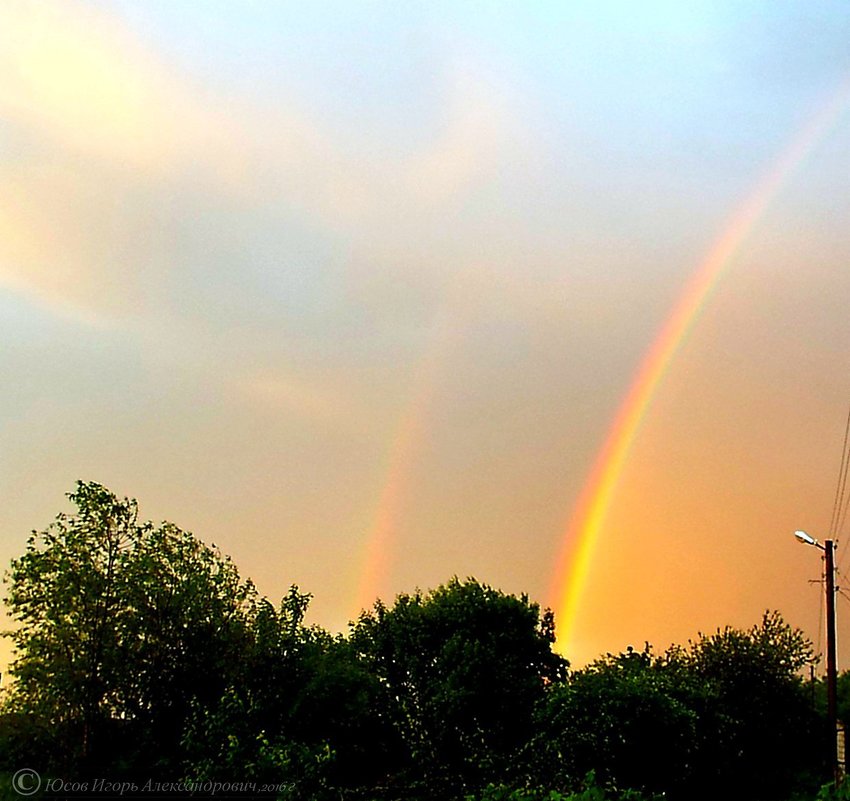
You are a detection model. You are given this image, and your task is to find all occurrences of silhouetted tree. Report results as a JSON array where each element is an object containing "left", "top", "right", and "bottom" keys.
[
  {"left": 350, "top": 577, "right": 567, "bottom": 795},
  {"left": 182, "top": 587, "right": 397, "bottom": 798},
  {"left": 681, "top": 611, "right": 824, "bottom": 799},
  {"left": 533, "top": 613, "right": 824, "bottom": 801},
  {"left": 0, "top": 483, "right": 829, "bottom": 800},
  {"left": 530, "top": 644, "right": 705, "bottom": 797},
  {"left": 2, "top": 481, "right": 254, "bottom": 777}
]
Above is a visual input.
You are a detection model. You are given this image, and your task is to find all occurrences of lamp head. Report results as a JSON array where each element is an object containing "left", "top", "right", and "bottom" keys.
[{"left": 794, "top": 529, "right": 822, "bottom": 548}]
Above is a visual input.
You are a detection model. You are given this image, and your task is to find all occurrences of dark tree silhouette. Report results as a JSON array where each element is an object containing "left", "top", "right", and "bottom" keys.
[
  {"left": 3, "top": 481, "right": 254, "bottom": 777},
  {"left": 350, "top": 577, "right": 568, "bottom": 794},
  {"left": 0, "top": 484, "right": 831, "bottom": 801}
]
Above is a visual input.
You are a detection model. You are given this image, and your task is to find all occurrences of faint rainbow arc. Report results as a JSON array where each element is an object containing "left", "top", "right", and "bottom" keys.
[
  {"left": 353, "top": 384, "right": 432, "bottom": 615},
  {"left": 550, "top": 78, "right": 850, "bottom": 654},
  {"left": 352, "top": 311, "right": 454, "bottom": 617}
]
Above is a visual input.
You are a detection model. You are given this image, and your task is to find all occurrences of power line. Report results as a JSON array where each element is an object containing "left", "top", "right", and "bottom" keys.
[{"left": 831, "top": 403, "right": 850, "bottom": 541}]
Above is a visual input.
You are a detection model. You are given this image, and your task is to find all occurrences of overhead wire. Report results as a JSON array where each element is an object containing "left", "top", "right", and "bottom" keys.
[
  {"left": 805, "top": 402, "right": 850, "bottom": 670},
  {"left": 830, "top": 402, "right": 850, "bottom": 541},
  {"left": 837, "top": 478, "right": 850, "bottom": 558},
  {"left": 831, "top": 403, "right": 850, "bottom": 574}
]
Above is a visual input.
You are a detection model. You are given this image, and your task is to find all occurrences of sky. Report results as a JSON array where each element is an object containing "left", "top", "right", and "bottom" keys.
[{"left": 2, "top": 0, "right": 850, "bottom": 668}]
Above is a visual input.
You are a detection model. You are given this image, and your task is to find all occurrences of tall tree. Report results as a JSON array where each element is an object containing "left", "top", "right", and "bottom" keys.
[
  {"left": 681, "top": 611, "right": 824, "bottom": 798},
  {"left": 3, "top": 481, "right": 254, "bottom": 776},
  {"left": 533, "top": 612, "right": 824, "bottom": 800},
  {"left": 531, "top": 644, "right": 710, "bottom": 797},
  {"left": 183, "top": 588, "right": 396, "bottom": 798},
  {"left": 350, "top": 577, "right": 568, "bottom": 794}
]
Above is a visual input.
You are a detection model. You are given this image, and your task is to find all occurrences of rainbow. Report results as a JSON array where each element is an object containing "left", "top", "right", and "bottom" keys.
[
  {"left": 353, "top": 383, "right": 431, "bottom": 616},
  {"left": 352, "top": 311, "right": 455, "bottom": 616},
  {"left": 549, "top": 78, "right": 850, "bottom": 656}
]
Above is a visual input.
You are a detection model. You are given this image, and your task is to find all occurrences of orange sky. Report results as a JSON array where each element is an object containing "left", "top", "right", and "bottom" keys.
[{"left": 2, "top": 1, "right": 850, "bottom": 669}]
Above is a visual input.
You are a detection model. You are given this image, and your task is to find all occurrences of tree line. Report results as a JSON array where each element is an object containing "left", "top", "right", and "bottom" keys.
[{"left": 0, "top": 482, "right": 838, "bottom": 800}]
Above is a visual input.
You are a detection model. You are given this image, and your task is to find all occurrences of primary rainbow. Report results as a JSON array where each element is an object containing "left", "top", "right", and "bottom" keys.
[{"left": 549, "top": 78, "right": 850, "bottom": 656}]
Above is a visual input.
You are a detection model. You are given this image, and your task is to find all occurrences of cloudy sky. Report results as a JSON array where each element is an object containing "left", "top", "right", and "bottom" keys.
[{"left": 2, "top": 0, "right": 850, "bottom": 666}]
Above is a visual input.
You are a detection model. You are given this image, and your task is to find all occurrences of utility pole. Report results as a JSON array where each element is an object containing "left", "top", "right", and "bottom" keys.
[
  {"left": 826, "top": 539, "right": 841, "bottom": 783},
  {"left": 823, "top": 540, "right": 843, "bottom": 783},
  {"left": 795, "top": 531, "right": 842, "bottom": 783}
]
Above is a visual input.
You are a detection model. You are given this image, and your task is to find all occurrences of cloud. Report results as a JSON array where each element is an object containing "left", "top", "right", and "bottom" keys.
[
  {"left": 403, "top": 61, "right": 513, "bottom": 206},
  {"left": 0, "top": 0, "right": 231, "bottom": 320},
  {"left": 0, "top": 1, "right": 523, "bottom": 335},
  {"left": 237, "top": 371, "right": 354, "bottom": 424},
  {"left": 237, "top": 53, "right": 520, "bottom": 233},
  {"left": 0, "top": 0, "right": 210, "bottom": 170}
]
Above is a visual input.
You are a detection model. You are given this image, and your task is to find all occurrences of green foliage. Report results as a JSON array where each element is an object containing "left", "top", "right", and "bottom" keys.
[
  {"left": 531, "top": 644, "right": 704, "bottom": 796},
  {"left": 182, "top": 587, "right": 393, "bottom": 794},
  {"left": 350, "top": 577, "right": 568, "bottom": 791},
  {"left": 0, "top": 483, "right": 834, "bottom": 800},
  {"left": 816, "top": 780, "right": 850, "bottom": 801},
  {"left": 466, "top": 772, "right": 664, "bottom": 801},
  {"left": 466, "top": 785, "right": 584, "bottom": 801},
  {"left": 532, "top": 613, "right": 823, "bottom": 800},
  {"left": 3, "top": 481, "right": 255, "bottom": 776},
  {"left": 681, "top": 611, "right": 824, "bottom": 798}
]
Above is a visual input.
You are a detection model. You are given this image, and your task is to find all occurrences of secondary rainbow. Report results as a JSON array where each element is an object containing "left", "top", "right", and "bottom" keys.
[
  {"left": 352, "top": 309, "right": 455, "bottom": 616},
  {"left": 549, "top": 78, "right": 850, "bottom": 655},
  {"left": 353, "top": 380, "right": 432, "bottom": 616}
]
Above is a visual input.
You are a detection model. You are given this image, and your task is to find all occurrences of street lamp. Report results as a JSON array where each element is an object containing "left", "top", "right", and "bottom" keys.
[
  {"left": 795, "top": 529, "right": 821, "bottom": 548},
  {"left": 794, "top": 530, "right": 840, "bottom": 781}
]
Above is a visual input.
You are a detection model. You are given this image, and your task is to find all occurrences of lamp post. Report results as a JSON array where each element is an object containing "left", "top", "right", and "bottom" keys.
[{"left": 794, "top": 530, "right": 840, "bottom": 781}]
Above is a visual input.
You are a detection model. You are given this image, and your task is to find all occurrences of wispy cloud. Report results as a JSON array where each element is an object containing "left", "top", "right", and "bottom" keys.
[
  {"left": 0, "top": 1, "right": 210, "bottom": 169},
  {"left": 0, "top": 1, "right": 520, "bottom": 335},
  {"left": 237, "top": 370, "right": 359, "bottom": 425}
]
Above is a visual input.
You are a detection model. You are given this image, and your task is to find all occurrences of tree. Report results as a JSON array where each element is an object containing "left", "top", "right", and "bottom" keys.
[
  {"left": 350, "top": 577, "right": 568, "bottom": 794},
  {"left": 680, "top": 610, "right": 825, "bottom": 799},
  {"left": 2, "top": 481, "right": 254, "bottom": 776},
  {"left": 182, "top": 587, "right": 397, "bottom": 798},
  {"left": 533, "top": 612, "right": 824, "bottom": 801},
  {"left": 531, "top": 645, "right": 705, "bottom": 797}
]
